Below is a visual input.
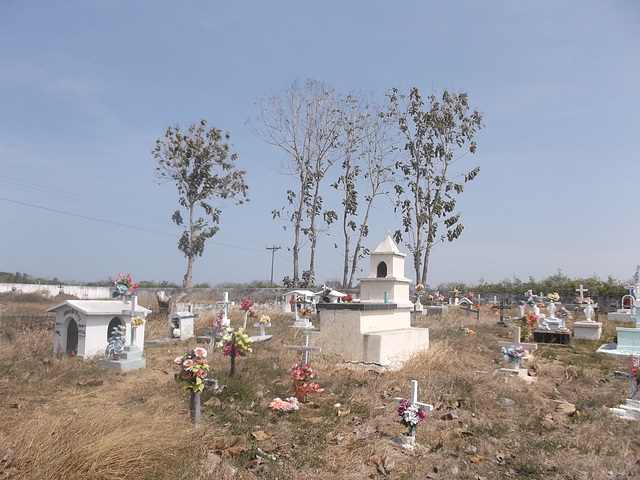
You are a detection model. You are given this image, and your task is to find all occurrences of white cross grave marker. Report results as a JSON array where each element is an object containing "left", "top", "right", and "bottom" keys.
[
  {"left": 286, "top": 331, "right": 320, "bottom": 366},
  {"left": 394, "top": 380, "right": 434, "bottom": 413},
  {"left": 575, "top": 285, "right": 588, "bottom": 303},
  {"left": 497, "top": 326, "right": 538, "bottom": 352},
  {"left": 122, "top": 295, "right": 143, "bottom": 347},
  {"left": 216, "top": 292, "right": 234, "bottom": 327}
]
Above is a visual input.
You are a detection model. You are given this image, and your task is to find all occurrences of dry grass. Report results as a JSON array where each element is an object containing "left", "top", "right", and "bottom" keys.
[{"left": 1, "top": 294, "right": 640, "bottom": 479}]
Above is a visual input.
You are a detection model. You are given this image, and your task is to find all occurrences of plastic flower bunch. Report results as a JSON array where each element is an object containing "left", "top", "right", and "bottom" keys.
[
  {"left": 105, "top": 324, "right": 126, "bottom": 355},
  {"left": 342, "top": 293, "right": 354, "bottom": 302},
  {"left": 268, "top": 397, "right": 299, "bottom": 412},
  {"left": 547, "top": 292, "right": 560, "bottom": 302},
  {"left": 524, "top": 312, "right": 539, "bottom": 328},
  {"left": 240, "top": 299, "right": 254, "bottom": 310},
  {"left": 217, "top": 328, "right": 253, "bottom": 357},
  {"left": 292, "top": 362, "right": 325, "bottom": 394},
  {"left": 416, "top": 283, "right": 425, "bottom": 293},
  {"left": 112, "top": 273, "right": 138, "bottom": 296},
  {"left": 502, "top": 345, "right": 526, "bottom": 362},
  {"left": 632, "top": 356, "right": 639, "bottom": 380},
  {"left": 397, "top": 399, "right": 428, "bottom": 428},
  {"left": 132, "top": 316, "right": 145, "bottom": 328},
  {"left": 174, "top": 347, "right": 210, "bottom": 393},
  {"left": 259, "top": 315, "right": 271, "bottom": 324}
]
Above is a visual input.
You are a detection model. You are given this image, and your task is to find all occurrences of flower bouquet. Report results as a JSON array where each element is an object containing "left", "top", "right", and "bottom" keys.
[
  {"left": 342, "top": 293, "right": 353, "bottom": 302},
  {"left": 106, "top": 324, "right": 126, "bottom": 357},
  {"left": 292, "top": 361, "right": 325, "bottom": 402},
  {"left": 268, "top": 397, "right": 299, "bottom": 413},
  {"left": 174, "top": 347, "right": 210, "bottom": 393},
  {"left": 502, "top": 345, "right": 526, "bottom": 367},
  {"left": 240, "top": 299, "right": 254, "bottom": 311},
  {"left": 397, "top": 399, "right": 428, "bottom": 437},
  {"left": 259, "top": 315, "right": 271, "bottom": 325},
  {"left": 217, "top": 328, "right": 253, "bottom": 376},
  {"left": 111, "top": 273, "right": 138, "bottom": 298},
  {"left": 547, "top": 292, "right": 560, "bottom": 303},
  {"left": 132, "top": 316, "right": 145, "bottom": 328}
]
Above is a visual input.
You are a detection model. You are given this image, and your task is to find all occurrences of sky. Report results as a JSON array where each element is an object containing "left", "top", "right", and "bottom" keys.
[{"left": 1, "top": 2, "right": 639, "bottom": 289}]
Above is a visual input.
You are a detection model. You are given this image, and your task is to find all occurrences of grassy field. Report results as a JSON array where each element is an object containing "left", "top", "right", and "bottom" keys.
[{"left": 1, "top": 292, "right": 639, "bottom": 479}]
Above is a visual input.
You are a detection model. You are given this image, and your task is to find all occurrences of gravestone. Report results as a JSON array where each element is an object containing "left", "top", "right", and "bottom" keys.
[
  {"left": 610, "top": 356, "right": 640, "bottom": 420},
  {"left": 492, "top": 300, "right": 512, "bottom": 326},
  {"left": 286, "top": 330, "right": 321, "bottom": 366},
  {"left": 573, "top": 297, "right": 602, "bottom": 340},
  {"left": 496, "top": 326, "right": 537, "bottom": 384},
  {"left": 216, "top": 292, "right": 234, "bottom": 327},
  {"left": 394, "top": 380, "right": 433, "bottom": 448},
  {"left": 313, "top": 231, "right": 429, "bottom": 370},
  {"left": 598, "top": 266, "right": 640, "bottom": 357},
  {"left": 249, "top": 317, "right": 272, "bottom": 343},
  {"left": 169, "top": 311, "right": 196, "bottom": 340},
  {"left": 608, "top": 292, "right": 637, "bottom": 323},
  {"left": 48, "top": 296, "right": 150, "bottom": 362},
  {"left": 459, "top": 298, "right": 479, "bottom": 320}
]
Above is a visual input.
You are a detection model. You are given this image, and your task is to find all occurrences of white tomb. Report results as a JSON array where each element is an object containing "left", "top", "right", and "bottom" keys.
[
  {"left": 48, "top": 297, "right": 151, "bottom": 359},
  {"left": 573, "top": 298, "right": 602, "bottom": 340},
  {"left": 313, "top": 231, "right": 429, "bottom": 370},
  {"left": 608, "top": 293, "right": 636, "bottom": 323},
  {"left": 169, "top": 311, "right": 196, "bottom": 340}
]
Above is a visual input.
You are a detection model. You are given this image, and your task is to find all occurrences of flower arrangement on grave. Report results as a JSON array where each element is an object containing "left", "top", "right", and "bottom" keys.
[
  {"left": 105, "top": 324, "right": 126, "bottom": 357},
  {"left": 427, "top": 294, "right": 433, "bottom": 301},
  {"left": 174, "top": 347, "right": 210, "bottom": 393},
  {"left": 573, "top": 296, "right": 590, "bottom": 304},
  {"left": 259, "top": 315, "right": 271, "bottom": 325},
  {"left": 342, "top": 293, "right": 353, "bottom": 302},
  {"left": 292, "top": 361, "right": 325, "bottom": 402},
  {"left": 521, "top": 312, "right": 538, "bottom": 341},
  {"left": 632, "top": 357, "right": 639, "bottom": 381},
  {"left": 397, "top": 398, "right": 428, "bottom": 437},
  {"left": 502, "top": 345, "right": 526, "bottom": 366},
  {"left": 450, "top": 289, "right": 459, "bottom": 298},
  {"left": 460, "top": 326, "right": 475, "bottom": 335},
  {"left": 111, "top": 273, "right": 138, "bottom": 297},
  {"left": 465, "top": 292, "right": 474, "bottom": 301},
  {"left": 268, "top": 397, "right": 299, "bottom": 413},
  {"left": 210, "top": 314, "right": 226, "bottom": 341},
  {"left": 416, "top": 283, "right": 425, "bottom": 293},
  {"left": 547, "top": 292, "right": 560, "bottom": 303},
  {"left": 131, "top": 316, "right": 145, "bottom": 328},
  {"left": 240, "top": 299, "right": 254, "bottom": 311},
  {"left": 299, "top": 307, "right": 310, "bottom": 317},
  {"left": 217, "top": 328, "right": 253, "bottom": 357},
  {"left": 557, "top": 307, "right": 572, "bottom": 319}
]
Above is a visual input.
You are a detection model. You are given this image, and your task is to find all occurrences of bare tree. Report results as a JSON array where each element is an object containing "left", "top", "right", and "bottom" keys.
[
  {"left": 388, "top": 87, "right": 483, "bottom": 285},
  {"left": 153, "top": 120, "right": 248, "bottom": 288},
  {"left": 254, "top": 80, "right": 340, "bottom": 287},
  {"left": 332, "top": 93, "right": 396, "bottom": 288}
]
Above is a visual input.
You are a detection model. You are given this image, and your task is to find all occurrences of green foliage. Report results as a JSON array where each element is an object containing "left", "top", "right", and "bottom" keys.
[{"left": 153, "top": 119, "right": 249, "bottom": 288}]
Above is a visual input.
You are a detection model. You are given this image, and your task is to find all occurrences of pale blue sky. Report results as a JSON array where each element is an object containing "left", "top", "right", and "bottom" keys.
[{"left": 1, "top": 2, "right": 639, "bottom": 288}]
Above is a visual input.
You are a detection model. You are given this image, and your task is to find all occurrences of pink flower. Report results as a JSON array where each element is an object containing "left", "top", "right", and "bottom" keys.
[
  {"left": 174, "top": 356, "right": 184, "bottom": 365},
  {"left": 182, "top": 359, "right": 194, "bottom": 370},
  {"left": 181, "top": 371, "right": 192, "bottom": 379}
]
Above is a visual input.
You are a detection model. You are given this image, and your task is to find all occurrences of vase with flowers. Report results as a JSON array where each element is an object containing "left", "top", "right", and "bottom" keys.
[
  {"left": 111, "top": 273, "right": 138, "bottom": 301},
  {"left": 292, "top": 361, "right": 325, "bottom": 403},
  {"left": 502, "top": 344, "right": 526, "bottom": 368}
]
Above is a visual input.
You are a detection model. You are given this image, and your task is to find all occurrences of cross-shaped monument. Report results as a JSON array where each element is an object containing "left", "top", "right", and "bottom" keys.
[
  {"left": 216, "top": 292, "right": 234, "bottom": 327},
  {"left": 575, "top": 285, "right": 588, "bottom": 303},
  {"left": 492, "top": 300, "right": 512, "bottom": 326},
  {"left": 286, "top": 330, "right": 321, "bottom": 366},
  {"left": 394, "top": 380, "right": 434, "bottom": 444},
  {"left": 498, "top": 326, "right": 538, "bottom": 353}
]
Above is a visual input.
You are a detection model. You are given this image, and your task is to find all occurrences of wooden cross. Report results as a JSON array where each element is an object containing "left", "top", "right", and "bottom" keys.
[
  {"left": 498, "top": 326, "right": 538, "bottom": 352},
  {"left": 216, "top": 292, "right": 234, "bottom": 327},
  {"left": 575, "top": 285, "right": 588, "bottom": 302},
  {"left": 459, "top": 302, "right": 480, "bottom": 320},
  {"left": 286, "top": 330, "right": 320, "bottom": 365},
  {"left": 492, "top": 300, "right": 512, "bottom": 325}
]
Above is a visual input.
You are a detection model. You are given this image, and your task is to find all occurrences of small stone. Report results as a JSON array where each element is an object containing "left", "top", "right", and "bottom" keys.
[{"left": 500, "top": 398, "right": 516, "bottom": 406}]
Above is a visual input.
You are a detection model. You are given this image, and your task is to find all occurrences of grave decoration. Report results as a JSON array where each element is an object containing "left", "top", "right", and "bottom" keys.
[
  {"left": 491, "top": 299, "right": 512, "bottom": 326},
  {"left": 268, "top": 397, "right": 300, "bottom": 413},
  {"left": 610, "top": 356, "right": 640, "bottom": 419},
  {"left": 174, "top": 346, "right": 211, "bottom": 425},
  {"left": 502, "top": 345, "right": 526, "bottom": 368},
  {"left": 105, "top": 325, "right": 126, "bottom": 359},
  {"left": 292, "top": 361, "right": 325, "bottom": 402},
  {"left": 394, "top": 380, "right": 433, "bottom": 448},
  {"left": 216, "top": 292, "right": 234, "bottom": 327},
  {"left": 497, "top": 326, "right": 537, "bottom": 383},
  {"left": 250, "top": 315, "right": 272, "bottom": 343},
  {"left": 240, "top": 299, "right": 256, "bottom": 329},
  {"left": 217, "top": 327, "right": 253, "bottom": 376},
  {"left": 573, "top": 297, "right": 602, "bottom": 340},
  {"left": 111, "top": 273, "right": 138, "bottom": 299},
  {"left": 522, "top": 311, "right": 538, "bottom": 341},
  {"left": 169, "top": 311, "right": 196, "bottom": 340}
]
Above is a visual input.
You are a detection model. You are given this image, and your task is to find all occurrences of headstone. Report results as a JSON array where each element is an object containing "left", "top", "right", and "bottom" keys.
[
  {"left": 216, "top": 292, "right": 234, "bottom": 327},
  {"left": 574, "top": 297, "right": 602, "bottom": 340},
  {"left": 497, "top": 326, "right": 538, "bottom": 353},
  {"left": 492, "top": 300, "right": 512, "bottom": 326},
  {"left": 394, "top": 379, "right": 434, "bottom": 446},
  {"left": 575, "top": 284, "right": 588, "bottom": 303},
  {"left": 168, "top": 311, "right": 196, "bottom": 340},
  {"left": 459, "top": 300, "right": 479, "bottom": 320},
  {"left": 249, "top": 316, "right": 272, "bottom": 343},
  {"left": 286, "top": 330, "right": 321, "bottom": 366}
]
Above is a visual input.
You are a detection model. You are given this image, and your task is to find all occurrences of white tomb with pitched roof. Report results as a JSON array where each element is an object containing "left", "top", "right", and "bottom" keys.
[
  {"left": 48, "top": 298, "right": 151, "bottom": 359},
  {"left": 313, "top": 232, "right": 429, "bottom": 370}
]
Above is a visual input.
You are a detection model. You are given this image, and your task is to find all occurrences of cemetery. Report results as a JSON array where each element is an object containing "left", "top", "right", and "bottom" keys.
[{"left": 2, "top": 275, "right": 640, "bottom": 479}]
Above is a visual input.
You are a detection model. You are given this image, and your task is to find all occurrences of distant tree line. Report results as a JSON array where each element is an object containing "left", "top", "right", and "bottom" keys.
[{"left": 435, "top": 270, "right": 628, "bottom": 298}]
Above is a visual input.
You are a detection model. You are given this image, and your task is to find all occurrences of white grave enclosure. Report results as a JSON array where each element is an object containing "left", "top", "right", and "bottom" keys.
[
  {"left": 49, "top": 299, "right": 151, "bottom": 359},
  {"left": 313, "top": 232, "right": 429, "bottom": 370},
  {"left": 169, "top": 311, "right": 196, "bottom": 340}
]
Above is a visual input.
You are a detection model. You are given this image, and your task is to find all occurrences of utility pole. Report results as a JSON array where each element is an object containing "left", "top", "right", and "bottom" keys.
[{"left": 266, "top": 246, "right": 281, "bottom": 285}]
